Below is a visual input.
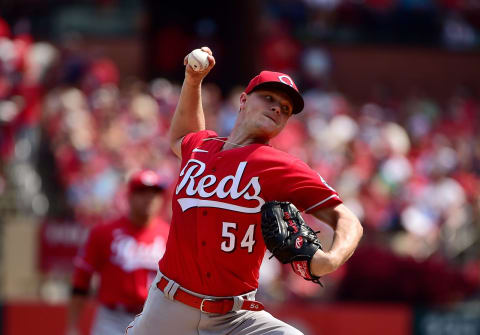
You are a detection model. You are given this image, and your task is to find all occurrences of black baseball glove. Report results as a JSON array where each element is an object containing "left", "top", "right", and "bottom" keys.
[{"left": 261, "top": 201, "right": 323, "bottom": 285}]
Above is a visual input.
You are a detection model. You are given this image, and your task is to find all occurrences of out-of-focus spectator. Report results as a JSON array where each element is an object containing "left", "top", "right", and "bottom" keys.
[
  {"left": 259, "top": 18, "right": 302, "bottom": 74},
  {"left": 336, "top": 235, "right": 479, "bottom": 305},
  {"left": 443, "top": 12, "right": 476, "bottom": 49},
  {"left": 216, "top": 86, "right": 242, "bottom": 136}
]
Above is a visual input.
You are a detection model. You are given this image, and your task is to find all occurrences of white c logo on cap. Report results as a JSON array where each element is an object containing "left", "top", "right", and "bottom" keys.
[{"left": 278, "top": 75, "right": 294, "bottom": 87}]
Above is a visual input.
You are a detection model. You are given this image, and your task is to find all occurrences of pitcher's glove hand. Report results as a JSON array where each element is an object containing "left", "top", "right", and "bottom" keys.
[{"left": 261, "top": 201, "right": 323, "bottom": 285}]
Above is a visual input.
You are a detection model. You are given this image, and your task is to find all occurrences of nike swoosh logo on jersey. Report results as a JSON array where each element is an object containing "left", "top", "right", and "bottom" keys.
[{"left": 193, "top": 148, "right": 208, "bottom": 153}]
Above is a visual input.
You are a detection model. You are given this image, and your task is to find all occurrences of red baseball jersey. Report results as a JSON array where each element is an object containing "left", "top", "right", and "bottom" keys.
[
  {"left": 159, "top": 130, "right": 342, "bottom": 296},
  {"left": 72, "top": 217, "right": 169, "bottom": 308}
]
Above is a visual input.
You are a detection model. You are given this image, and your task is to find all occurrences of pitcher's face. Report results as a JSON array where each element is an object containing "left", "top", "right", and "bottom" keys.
[{"left": 239, "top": 89, "right": 293, "bottom": 140}]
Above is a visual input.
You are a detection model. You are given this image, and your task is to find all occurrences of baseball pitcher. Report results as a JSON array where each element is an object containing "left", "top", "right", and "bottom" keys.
[{"left": 126, "top": 47, "right": 363, "bottom": 335}]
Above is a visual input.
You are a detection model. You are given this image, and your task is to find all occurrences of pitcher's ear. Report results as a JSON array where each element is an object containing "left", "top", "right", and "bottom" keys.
[{"left": 239, "top": 92, "right": 248, "bottom": 111}]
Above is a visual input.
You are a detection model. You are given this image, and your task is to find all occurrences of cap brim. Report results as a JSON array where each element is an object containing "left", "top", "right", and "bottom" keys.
[{"left": 250, "top": 82, "right": 304, "bottom": 114}]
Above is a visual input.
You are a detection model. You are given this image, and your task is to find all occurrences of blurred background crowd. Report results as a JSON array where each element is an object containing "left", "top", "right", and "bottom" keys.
[{"left": 1, "top": 0, "right": 480, "bottom": 312}]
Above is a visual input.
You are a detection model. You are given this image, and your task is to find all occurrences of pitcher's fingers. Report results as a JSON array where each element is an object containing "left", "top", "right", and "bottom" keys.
[
  {"left": 206, "top": 55, "right": 215, "bottom": 69},
  {"left": 200, "top": 46, "right": 212, "bottom": 55}
]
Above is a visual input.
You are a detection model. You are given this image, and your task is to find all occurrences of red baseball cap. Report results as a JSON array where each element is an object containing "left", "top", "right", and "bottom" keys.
[
  {"left": 244, "top": 71, "right": 304, "bottom": 114},
  {"left": 127, "top": 170, "right": 167, "bottom": 193}
]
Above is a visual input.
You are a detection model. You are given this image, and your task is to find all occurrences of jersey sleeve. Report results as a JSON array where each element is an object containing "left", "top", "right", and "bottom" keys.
[
  {"left": 181, "top": 130, "right": 218, "bottom": 162},
  {"left": 71, "top": 226, "right": 106, "bottom": 291},
  {"left": 263, "top": 157, "right": 342, "bottom": 214}
]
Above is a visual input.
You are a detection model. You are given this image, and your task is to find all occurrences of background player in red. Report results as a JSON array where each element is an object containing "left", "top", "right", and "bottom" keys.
[
  {"left": 126, "top": 47, "right": 363, "bottom": 335},
  {"left": 66, "top": 170, "right": 170, "bottom": 335}
]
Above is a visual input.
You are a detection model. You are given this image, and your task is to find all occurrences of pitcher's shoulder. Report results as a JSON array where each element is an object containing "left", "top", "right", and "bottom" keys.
[{"left": 253, "top": 145, "right": 299, "bottom": 163}]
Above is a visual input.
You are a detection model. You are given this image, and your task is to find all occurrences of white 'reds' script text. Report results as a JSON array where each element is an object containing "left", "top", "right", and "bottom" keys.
[{"left": 175, "top": 160, "right": 265, "bottom": 213}]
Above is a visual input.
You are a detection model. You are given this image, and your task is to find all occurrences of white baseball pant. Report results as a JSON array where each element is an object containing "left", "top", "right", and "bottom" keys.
[
  {"left": 125, "top": 271, "right": 303, "bottom": 335},
  {"left": 90, "top": 305, "right": 137, "bottom": 335}
]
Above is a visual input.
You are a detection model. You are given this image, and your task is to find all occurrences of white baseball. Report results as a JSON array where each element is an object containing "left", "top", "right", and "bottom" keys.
[{"left": 187, "top": 49, "right": 210, "bottom": 72}]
